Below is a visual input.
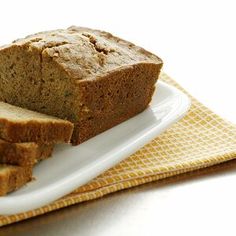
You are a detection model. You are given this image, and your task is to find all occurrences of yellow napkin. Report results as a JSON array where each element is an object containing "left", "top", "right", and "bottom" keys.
[{"left": 1, "top": 73, "right": 236, "bottom": 227}]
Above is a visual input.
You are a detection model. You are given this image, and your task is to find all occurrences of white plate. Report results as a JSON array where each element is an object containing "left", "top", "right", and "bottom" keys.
[{"left": 0, "top": 81, "right": 190, "bottom": 215}]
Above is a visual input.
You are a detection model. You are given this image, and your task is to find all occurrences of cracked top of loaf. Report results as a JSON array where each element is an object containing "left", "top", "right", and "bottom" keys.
[{"left": 1, "top": 26, "right": 162, "bottom": 80}]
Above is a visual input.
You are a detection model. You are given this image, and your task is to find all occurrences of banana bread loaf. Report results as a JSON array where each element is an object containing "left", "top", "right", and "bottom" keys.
[
  {"left": 0, "top": 165, "right": 32, "bottom": 196},
  {"left": 0, "top": 102, "right": 73, "bottom": 143},
  {"left": 0, "top": 139, "right": 54, "bottom": 166},
  {"left": 0, "top": 26, "right": 163, "bottom": 145}
]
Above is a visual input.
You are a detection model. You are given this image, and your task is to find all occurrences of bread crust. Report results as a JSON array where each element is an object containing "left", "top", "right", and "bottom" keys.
[{"left": 72, "top": 63, "right": 161, "bottom": 144}]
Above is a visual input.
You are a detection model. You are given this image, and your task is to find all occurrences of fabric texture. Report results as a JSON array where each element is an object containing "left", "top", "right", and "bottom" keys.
[{"left": 1, "top": 72, "right": 236, "bottom": 227}]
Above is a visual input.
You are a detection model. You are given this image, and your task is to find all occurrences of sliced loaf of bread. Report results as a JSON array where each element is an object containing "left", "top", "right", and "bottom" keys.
[
  {"left": 0, "top": 102, "right": 74, "bottom": 143},
  {"left": 0, "top": 139, "right": 54, "bottom": 166},
  {"left": 0, "top": 165, "right": 32, "bottom": 196}
]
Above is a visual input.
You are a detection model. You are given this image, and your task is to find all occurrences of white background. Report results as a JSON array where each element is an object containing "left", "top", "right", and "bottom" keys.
[{"left": 0, "top": 0, "right": 236, "bottom": 235}]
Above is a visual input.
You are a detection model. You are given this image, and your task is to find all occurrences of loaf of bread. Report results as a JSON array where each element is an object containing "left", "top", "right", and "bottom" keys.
[
  {"left": 0, "top": 102, "right": 73, "bottom": 143},
  {"left": 0, "top": 26, "right": 163, "bottom": 144},
  {"left": 0, "top": 165, "right": 32, "bottom": 196},
  {"left": 0, "top": 139, "right": 53, "bottom": 166}
]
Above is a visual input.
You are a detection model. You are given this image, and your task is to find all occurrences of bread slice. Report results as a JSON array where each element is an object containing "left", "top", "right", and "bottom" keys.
[
  {"left": 0, "top": 26, "right": 163, "bottom": 145},
  {"left": 0, "top": 139, "right": 54, "bottom": 166},
  {"left": 0, "top": 164, "right": 32, "bottom": 196},
  {"left": 0, "top": 102, "right": 74, "bottom": 143}
]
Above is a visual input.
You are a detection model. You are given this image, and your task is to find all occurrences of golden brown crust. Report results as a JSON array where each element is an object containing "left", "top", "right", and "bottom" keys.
[
  {"left": 0, "top": 165, "right": 32, "bottom": 196},
  {"left": 72, "top": 63, "right": 161, "bottom": 144},
  {"left": 67, "top": 26, "right": 163, "bottom": 62},
  {"left": 0, "top": 139, "right": 54, "bottom": 166},
  {"left": 6, "top": 26, "right": 162, "bottom": 80}
]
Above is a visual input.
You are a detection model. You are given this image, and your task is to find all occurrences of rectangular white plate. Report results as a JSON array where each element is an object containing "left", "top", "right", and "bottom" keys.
[{"left": 0, "top": 81, "right": 190, "bottom": 215}]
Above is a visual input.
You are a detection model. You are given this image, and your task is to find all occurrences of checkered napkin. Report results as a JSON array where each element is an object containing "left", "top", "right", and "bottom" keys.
[{"left": 1, "top": 72, "right": 236, "bottom": 227}]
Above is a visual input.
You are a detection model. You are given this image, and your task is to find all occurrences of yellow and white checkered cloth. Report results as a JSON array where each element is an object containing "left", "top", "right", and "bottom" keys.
[{"left": 1, "top": 73, "right": 236, "bottom": 227}]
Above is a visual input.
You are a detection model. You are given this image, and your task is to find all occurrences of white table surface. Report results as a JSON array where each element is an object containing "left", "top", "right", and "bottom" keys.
[{"left": 0, "top": 0, "right": 236, "bottom": 235}]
